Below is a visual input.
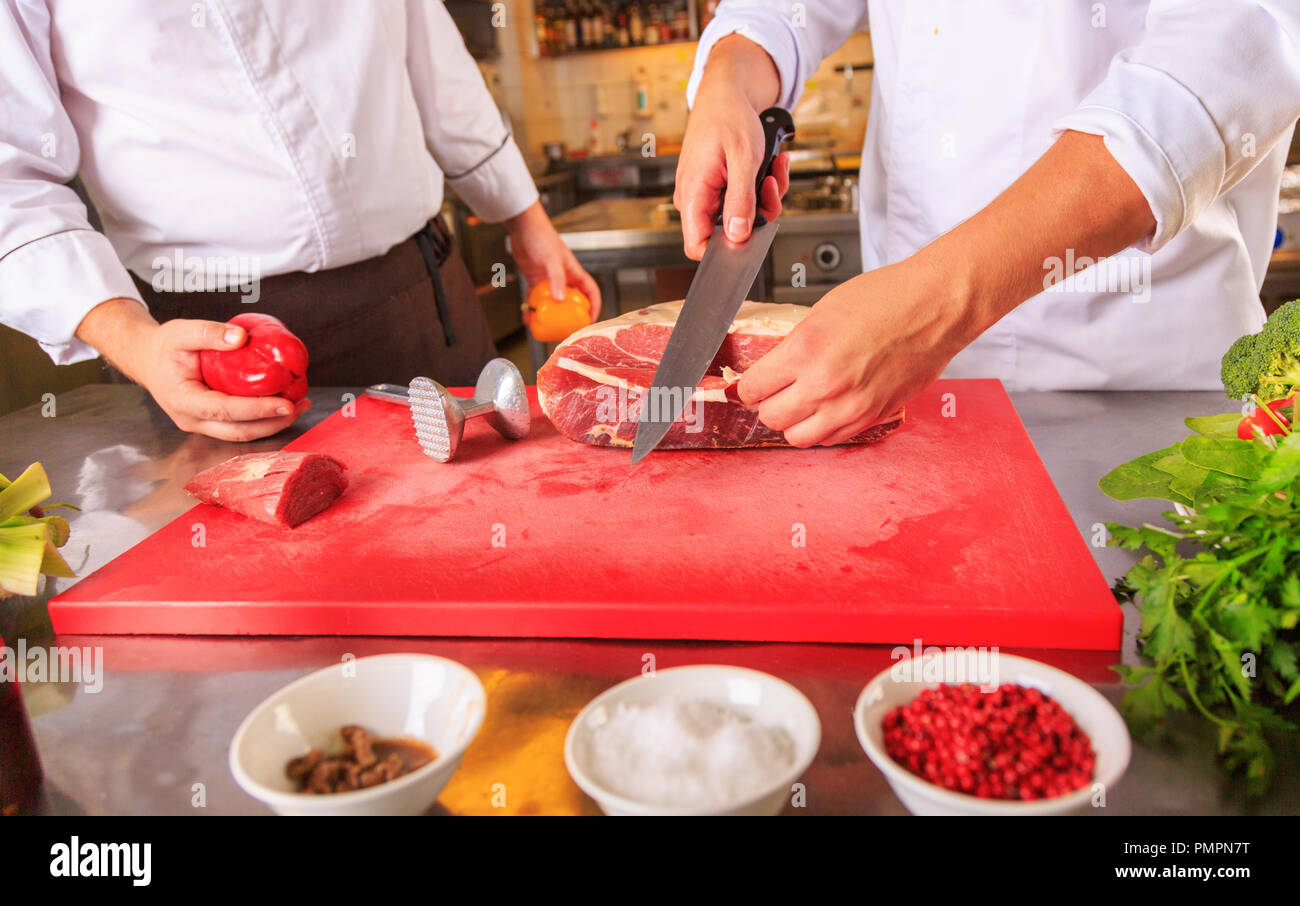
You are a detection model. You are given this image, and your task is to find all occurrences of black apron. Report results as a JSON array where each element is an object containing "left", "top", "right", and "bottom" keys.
[{"left": 132, "top": 215, "right": 497, "bottom": 388}]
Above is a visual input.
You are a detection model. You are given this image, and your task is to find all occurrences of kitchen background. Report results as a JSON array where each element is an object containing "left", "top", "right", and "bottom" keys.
[{"left": 2, "top": 0, "right": 1297, "bottom": 413}]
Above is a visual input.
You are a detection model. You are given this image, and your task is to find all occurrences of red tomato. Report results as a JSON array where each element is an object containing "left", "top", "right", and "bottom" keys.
[{"left": 1237, "top": 397, "right": 1291, "bottom": 439}]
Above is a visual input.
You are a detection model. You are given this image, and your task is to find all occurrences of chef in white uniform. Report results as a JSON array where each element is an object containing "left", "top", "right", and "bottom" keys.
[
  {"left": 677, "top": 0, "right": 1300, "bottom": 447},
  {"left": 0, "top": 0, "right": 599, "bottom": 441}
]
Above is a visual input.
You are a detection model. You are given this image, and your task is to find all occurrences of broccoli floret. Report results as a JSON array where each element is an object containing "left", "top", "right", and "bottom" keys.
[
  {"left": 1221, "top": 299, "right": 1300, "bottom": 402},
  {"left": 1221, "top": 333, "right": 1266, "bottom": 400}
]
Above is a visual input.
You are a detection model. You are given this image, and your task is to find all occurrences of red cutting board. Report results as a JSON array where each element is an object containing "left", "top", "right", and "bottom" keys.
[{"left": 50, "top": 380, "right": 1120, "bottom": 648}]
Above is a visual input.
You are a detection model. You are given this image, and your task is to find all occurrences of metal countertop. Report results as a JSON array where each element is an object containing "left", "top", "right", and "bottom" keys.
[{"left": 1, "top": 385, "right": 1294, "bottom": 815}]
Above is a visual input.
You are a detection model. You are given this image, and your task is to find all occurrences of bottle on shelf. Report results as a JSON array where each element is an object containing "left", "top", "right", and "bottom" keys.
[
  {"left": 644, "top": 5, "right": 660, "bottom": 44},
  {"left": 672, "top": 3, "right": 689, "bottom": 41},
  {"left": 616, "top": 6, "right": 630, "bottom": 46},
  {"left": 629, "top": 3, "right": 644, "bottom": 45},
  {"left": 535, "top": 4, "right": 550, "bottom": 55},
  {"left": 633, "top": 65, "right": 653, "bottom": 119},
  {"left": 548, "top": 3, "right": 567, "bottom": 54},
  {"left": 563, "top": 1, "right": 578, "bottom": 50}
]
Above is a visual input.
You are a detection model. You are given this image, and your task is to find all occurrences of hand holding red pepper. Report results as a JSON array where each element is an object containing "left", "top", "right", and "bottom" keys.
[
  {"left": 200, "top": 313, "right": 309, "bottom": 401},
  {"left": 73, "top": 299, "right": 311, "bottom": 442}
]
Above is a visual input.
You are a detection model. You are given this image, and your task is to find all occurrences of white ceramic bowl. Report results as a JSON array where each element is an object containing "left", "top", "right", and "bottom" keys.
[
  {"left": 230, "top": 653, "right": 486, "bottom": 816},
  {"left": 854, "top": 652, "right": 1130, "bottom": 816},
  {"left": 565, "top": 665, "right": 821, "bottom": 816}
]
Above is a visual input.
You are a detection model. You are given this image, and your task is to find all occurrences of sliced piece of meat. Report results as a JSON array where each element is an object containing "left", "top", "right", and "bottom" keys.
[
  {"left": 184, "top": 451, "right": 347, "bottom": 528},
  {"left": 537, "top": 300, "right": 905, "bottom": 449}
]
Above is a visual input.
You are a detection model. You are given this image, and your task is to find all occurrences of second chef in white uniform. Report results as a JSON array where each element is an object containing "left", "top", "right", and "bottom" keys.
[{"left": 676, "top": 0, "right": 1300, "bottom": 447}]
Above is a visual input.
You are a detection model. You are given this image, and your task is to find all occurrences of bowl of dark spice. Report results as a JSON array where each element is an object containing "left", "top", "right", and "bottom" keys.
[{"left": 229, "top": 654, "right": 485, "bottom": 816}]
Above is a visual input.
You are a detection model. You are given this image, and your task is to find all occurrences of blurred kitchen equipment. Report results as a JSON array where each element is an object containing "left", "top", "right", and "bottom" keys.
[
  {"left": 364, "top": 358, "right": 530, "bottom": 462},
  {"left": 444, "top": 0, "right": 500, "bottom": 60},
  {"left": 543, "top": 142, "right": 568, "bottom": 170},
  {"left": 1264, "top": 165, "right": 1300, "bottom": 312},
  {"left": 0, "top": 637, "right": 42, "bottom": 815},
  {"left": 1277, "top": 166, "right": 1300, "bottom": 252},
  {"left": 770, "top": 172, "right": 862, "bottom": 305}
]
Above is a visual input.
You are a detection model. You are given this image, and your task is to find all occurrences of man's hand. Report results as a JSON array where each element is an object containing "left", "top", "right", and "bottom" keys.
[
  {"left": 76, "top": 298, "right": 308, "bottom": 441},
  {"left": 739, "top": 260, "right": 973, "bottom": 447},
  {"left": 674, "top": 34, "right": 790, "bottom": 260},
  {"left": 505, "top": 199, "right": 602, "bottom": 320},
  {"left": 739, "top": 130, "right": 1156, "bottom": 446}
]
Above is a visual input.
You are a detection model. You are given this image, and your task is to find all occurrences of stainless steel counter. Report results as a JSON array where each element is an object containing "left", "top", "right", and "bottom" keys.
[
  {"left": 1, "top": 385, "right": 1295, "bottom": 815},
  {"left": 550, "top": 196, "right": 858, "bottom": 251}
]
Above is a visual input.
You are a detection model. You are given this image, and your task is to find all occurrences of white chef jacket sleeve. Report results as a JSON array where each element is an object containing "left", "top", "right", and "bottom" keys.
[
  {"left": 1053, "top": 0, "right": 1300, "bottom": 253},
  {"left": 405, "top": 0, "right": 539, "bottom": 223},
  {"left": 686, "top": 0, "right": 870, "bottom": 110},
  {"left": 0, "top": 1, "right": 144, "bottom": 365}
]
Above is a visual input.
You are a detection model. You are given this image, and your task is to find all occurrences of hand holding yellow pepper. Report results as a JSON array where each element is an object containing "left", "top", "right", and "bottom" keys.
[{"left": 527, "top": 280, "right": 593, "bottom": 343}]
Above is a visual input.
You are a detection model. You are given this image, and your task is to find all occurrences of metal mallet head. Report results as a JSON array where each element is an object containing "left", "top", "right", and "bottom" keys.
[{"left": 365, "top": 357, "right": 530, "bottom": 462}]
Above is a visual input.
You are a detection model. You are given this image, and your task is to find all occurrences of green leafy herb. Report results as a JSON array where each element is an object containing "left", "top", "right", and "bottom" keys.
[
  {"left": 1097, "top": 443, "right": 1185, "bottom": 502},
  {"left": 1185, "top": 412, "right": 1243, "bottom": 439},
  {"left": 1103, "top": 432, "right": 1300, "bottom": 796}
]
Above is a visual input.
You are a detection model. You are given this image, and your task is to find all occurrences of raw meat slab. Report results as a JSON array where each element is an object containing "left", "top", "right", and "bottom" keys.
[{"left": 49, "top": 380, "right": 1121, "bottom": 649}]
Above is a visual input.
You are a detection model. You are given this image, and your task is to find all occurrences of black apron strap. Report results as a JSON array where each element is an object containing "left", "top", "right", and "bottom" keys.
[{"left": 415, "top": 217, "right": 458, "bottom": 347}]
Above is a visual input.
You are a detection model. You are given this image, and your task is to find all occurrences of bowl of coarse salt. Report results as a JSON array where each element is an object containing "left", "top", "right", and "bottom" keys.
[{"left": 564, "top": 665, "right": 821, "bottom": 816}]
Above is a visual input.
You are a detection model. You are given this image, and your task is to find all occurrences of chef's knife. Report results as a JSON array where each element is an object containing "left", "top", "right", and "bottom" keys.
[{"left": 631, "top": 106, "right": 795, "bottom": 464}]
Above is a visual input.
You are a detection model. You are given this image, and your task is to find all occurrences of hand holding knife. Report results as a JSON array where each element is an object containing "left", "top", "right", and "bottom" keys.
[{"left": 632, "top": 107, "right": 796, "bottom": 464}]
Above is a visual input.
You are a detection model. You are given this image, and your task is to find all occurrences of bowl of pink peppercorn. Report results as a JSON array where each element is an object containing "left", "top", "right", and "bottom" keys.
[{"left": 854, "top": 652, "right": 1130, "bottom": 816}]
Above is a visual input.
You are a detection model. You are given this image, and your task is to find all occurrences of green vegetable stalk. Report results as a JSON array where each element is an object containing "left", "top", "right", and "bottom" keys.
[{"left": 0, "top": 463, "right": 75, "bottom": 598}]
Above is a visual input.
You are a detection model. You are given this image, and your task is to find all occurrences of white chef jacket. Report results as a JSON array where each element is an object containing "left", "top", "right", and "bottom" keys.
[
  {"left": 689, "top": 0, "right": 1300, "bottom": 390},
  {"left": 0, "top": 0, "right": 538, "bottom": 365}
]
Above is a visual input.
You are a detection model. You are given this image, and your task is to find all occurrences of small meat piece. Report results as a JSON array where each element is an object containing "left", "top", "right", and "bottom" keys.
[
  {"left": 340, "top": 725, "right": 377, "bottom": 768},
  {"left": 537, "top": 300, "right": 905, "bottom": 449},
  {"left": 382, "top": 753, "right": 406, "bottom": 779},
  {"left": 287, "top": 727, "right": 437, "bottom": 794},
  {"left": 184, "top": 451, "right": 347, "bottom": 528},
  {"left": 341, "top": 762, "right": 363, "bottom": 791},
  {"left": 285, "top": 748, "right": 323, "bottom": 781},
  {"left": 306, "top": 758, "right": 347, "bottom": 794}
]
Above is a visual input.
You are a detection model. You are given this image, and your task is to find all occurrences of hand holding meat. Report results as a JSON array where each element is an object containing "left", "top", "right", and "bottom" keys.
[
  {"left": 75, "top": 298, "right": 310, "bottom": 442},
  {"left": 739, "top": 262, "right": 970, "bottom": 448}
]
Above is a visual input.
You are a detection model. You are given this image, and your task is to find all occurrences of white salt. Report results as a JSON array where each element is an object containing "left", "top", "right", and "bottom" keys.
[{"left": 588, "top": 698, "right": 796, "bottom": 808}]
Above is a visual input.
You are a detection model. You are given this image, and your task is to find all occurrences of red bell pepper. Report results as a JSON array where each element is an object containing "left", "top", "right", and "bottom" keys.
[{"left": 199, "top": 313, "right": 309, "bottom": 402}]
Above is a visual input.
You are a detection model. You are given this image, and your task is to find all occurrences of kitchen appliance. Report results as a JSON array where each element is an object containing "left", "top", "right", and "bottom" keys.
[
  {"left": 632, "top": 107, "right": 795, "bottom": 463},
  {"left": 770, "top": 174, "right": 862, "bottom": 305},
  {"left": 445, "top": 0, "right": 500, "bottom": 60},
  {"left": 364, "top": 359, "right": 529, "bottom": 463},
  {"left": 49, "top": 379, "right": 1122, "bottom": 650}
]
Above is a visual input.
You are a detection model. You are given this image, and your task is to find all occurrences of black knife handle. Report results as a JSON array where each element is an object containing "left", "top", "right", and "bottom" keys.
[
  {"left": 713, "top": 107, "right": 796, "bottom": 230},
  {"left": 752, "top": 107, "right": 795, "bottom": 228}
]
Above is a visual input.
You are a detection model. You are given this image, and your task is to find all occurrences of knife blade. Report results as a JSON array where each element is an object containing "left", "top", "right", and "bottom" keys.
[{"left": 631, "top": 106, "right": 795, "bottom": 464}]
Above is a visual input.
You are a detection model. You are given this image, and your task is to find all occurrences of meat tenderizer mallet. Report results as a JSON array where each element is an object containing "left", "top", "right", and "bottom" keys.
[{"left": 364, "top": 358, "right": 530, "bottom": 462}]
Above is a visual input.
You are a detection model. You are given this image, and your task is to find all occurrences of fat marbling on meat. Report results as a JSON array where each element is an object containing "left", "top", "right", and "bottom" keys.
[{"left": 537, "top": 300, "right": 905, "bottom": 449}]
